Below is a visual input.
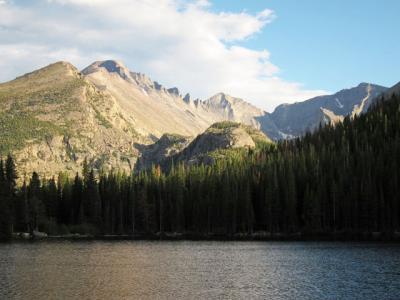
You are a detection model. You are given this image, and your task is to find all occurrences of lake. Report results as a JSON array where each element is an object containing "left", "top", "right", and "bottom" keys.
[{"left": 0, "top": 241, "right": 399, "bottom": 299}]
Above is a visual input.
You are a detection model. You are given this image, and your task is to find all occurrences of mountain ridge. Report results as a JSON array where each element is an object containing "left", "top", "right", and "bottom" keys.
[
  {"left": 0, "top": 59, "right": 395, "bottom": 177},
  {"left": 267, "top": 82, "right": 387, "bottom": 137}
]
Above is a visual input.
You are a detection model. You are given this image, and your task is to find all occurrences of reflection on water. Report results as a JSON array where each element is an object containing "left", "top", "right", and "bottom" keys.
[{"left": 0, "top": 241, "right": 399, "bottom": 299}]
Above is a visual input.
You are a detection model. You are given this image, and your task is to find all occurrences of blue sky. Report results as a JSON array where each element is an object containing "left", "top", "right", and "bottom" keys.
[
  {"left": 211, "top": 0, "right": 400, "bottom": 91},
  {"left": 0, "top": 0, "right": 399, "bottom": 111}
]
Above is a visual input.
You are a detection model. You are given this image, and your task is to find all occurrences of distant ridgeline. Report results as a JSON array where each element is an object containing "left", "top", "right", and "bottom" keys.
[{"left": 0, "top": 94, "right": 400, "bottom": 240}]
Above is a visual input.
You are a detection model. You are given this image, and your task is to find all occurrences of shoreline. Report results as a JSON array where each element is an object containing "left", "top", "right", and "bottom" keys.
[{"left": 7, "top": 231, "right": 400, "bottom": 242}]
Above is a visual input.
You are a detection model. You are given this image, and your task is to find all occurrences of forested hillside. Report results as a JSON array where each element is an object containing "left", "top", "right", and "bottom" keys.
[{"left": 1, "top": 94, "right": 399, "bottom": 240}]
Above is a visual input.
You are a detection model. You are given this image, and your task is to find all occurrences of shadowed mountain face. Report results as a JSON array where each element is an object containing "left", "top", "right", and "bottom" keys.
[
  {"left": 267, "top": 83, "right": 388, "bottom": 137},
  {"left": 0, "top": 59, "right": 393, "bottom": 176},
  {"left": 383, "top": 81, "right": 400, "bottom": 99}
]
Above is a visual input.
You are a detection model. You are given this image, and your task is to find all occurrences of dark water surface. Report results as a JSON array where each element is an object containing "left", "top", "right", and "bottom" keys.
[{"left": 0, "top": 241, "right": 399, "bottom": 299}]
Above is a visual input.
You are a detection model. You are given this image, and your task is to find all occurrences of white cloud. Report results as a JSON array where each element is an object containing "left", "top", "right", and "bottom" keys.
[{"left": 0, "top": 0, "right": 326, "bottom": 111}]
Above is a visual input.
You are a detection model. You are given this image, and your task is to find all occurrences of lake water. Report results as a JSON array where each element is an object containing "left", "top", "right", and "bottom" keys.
[{"left": 0, "top": 241, "right": 399, "bottom": 299}]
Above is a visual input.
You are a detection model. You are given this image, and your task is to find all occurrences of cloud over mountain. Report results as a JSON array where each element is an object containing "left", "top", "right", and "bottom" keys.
[{"left": 0, "top": 0, "right": 326, "bottom": 111}]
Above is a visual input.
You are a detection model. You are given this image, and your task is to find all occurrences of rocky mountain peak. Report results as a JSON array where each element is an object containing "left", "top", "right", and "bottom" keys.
[
  {"left": 14, "top": 61, "right": 80, "bottom": 82},
  {"left": 54, "top": 61, "right": 78, "bottom": 71},
  {"left": 206, "top": 92, "right": 255, "bottom": 108},
  {"left": 82, "top": 60, "right": 166, "bottom": 92},
  {"left": 82, "top": 60, "right": 132, "bottom": 81},
  {"left": 209, "top": 92, "right": 229, "bottom": 102},
  {"left": 357, "top": 82, "right": 371, "bottom": 88}
]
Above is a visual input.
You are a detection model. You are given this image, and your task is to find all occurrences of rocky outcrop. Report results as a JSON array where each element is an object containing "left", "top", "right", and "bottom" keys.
[{"left": 168, "top": 121, "right": 272, "bottom": 166}]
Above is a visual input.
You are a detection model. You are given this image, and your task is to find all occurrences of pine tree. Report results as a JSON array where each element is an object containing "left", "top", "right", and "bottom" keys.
[
  {"left": 72, "top": 173, "right": 84, "bottom": 224},
  {"left": 28, "top": 172, "right": 42, "bottom": 232},
  {"left": 5, "top": 155, "right": 17, "bottom": 234},
  {"left": 86, "top": 169, "right": 101, "bottom": 226},
  {"left": 0, "top": 158, "right": 12, "bottom": 239}
]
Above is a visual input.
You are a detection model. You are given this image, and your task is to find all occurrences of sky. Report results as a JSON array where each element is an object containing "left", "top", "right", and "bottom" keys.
[{"left": 0, "top": 0, "right": 399, "bottom": 112}]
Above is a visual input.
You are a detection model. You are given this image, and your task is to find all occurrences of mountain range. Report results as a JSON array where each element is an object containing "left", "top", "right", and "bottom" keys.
[{"left": 0, "top": 60, "right": 396, "bottom": 177}]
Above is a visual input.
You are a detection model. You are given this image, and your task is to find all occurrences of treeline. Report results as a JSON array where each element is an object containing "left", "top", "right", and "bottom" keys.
[{"left": 0, "top": 94, "right": 399, "bottom": 240}]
